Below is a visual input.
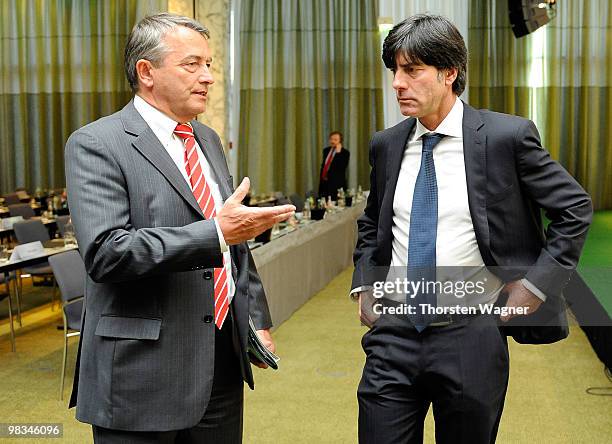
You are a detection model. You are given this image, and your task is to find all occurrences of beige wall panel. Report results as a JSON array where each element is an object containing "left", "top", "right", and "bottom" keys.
[
  {"left": 168, "top": 0, "right": 194, "bottom": 17},
  {"left": 196, "top": 0, "right": 230, "bottom": 149}
]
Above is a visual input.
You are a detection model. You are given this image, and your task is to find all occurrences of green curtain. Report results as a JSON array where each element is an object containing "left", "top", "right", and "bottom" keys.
[
  {"left": 238, "top": 0, "right": 384, "bottom": 196},
  {"left": 468, "top": 0, "right": 611, "bottom": 209},
  {"left": 539, "top": 1, "right": 611, "bottom": 210},
  {"left": 468, "top": 0, "right": 533, "bottom": 117},
  {"left": 0, "top": 0, "right": 166, "bottom": 195}
]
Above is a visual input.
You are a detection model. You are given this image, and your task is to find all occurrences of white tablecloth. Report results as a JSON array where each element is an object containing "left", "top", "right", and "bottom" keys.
[{"left": 251, "top": 200, "right": 366, "bottom": 328}]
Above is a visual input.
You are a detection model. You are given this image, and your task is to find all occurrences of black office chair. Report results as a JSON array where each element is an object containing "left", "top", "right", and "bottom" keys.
[
  {"left": 276, "top": 196, "right": 292, "bottom": 206},
  {"left": 0, "top": 272, "right": 17, "bottom": 352},
  {"left": 12, "top": 220, "right": 57, "bottom": 313},
  {"left": 13, "top": 219, "right": 51, "bottom": 244},
  {"left": 305, "top": 190, "right": 318, "bottom": 201},
  {"left": 48, "top": 250, "right": 84, "bottom": 400},
  {"left": 55, "top": 215, "right": 71, "bottom": 237},
  {"left": 8, "top": 203, "right": 35, "bottom": 219},
  {"left": 289, "top": 193, "right": 305, "bottom": 212},
  {"left": 2, "top": 193, "right": 20, "bottom": 205}
]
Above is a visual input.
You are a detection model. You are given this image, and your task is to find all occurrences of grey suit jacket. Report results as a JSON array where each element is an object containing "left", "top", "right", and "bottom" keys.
[{"left": 65, "top": 100, "right": 272, "bottom": 431}]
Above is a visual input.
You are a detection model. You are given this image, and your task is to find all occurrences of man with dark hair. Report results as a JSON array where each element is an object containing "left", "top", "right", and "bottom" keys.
[
  {"left": 65, "top": 13, "right": 294, "bottom": 443},
  {"left": 318, "top": 131, "right": 350, "bottom": 201},
  {"left": 352, "top": 14, "right": 592, "bottom": 443}
]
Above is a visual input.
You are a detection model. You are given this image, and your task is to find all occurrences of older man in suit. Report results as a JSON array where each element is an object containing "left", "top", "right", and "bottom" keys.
[
  {"left": 351, "top": 14, "right": 592, "bottom": 444},
  {"left": 65, "top": 13, "right": 294, "bottom": 443}
]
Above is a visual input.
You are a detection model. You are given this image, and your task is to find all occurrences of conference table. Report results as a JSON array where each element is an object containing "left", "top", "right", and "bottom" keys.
[
  {"left": 0, "top": 217, "right": 57, "bottom": 245},
  {"left": 0, "top": 202, "right": 42, "bottom": 218},
  {"left": 0, "top": 242, "right": 78, "bottom": 352},
  {"left": 251, "top": 199, "right": 366, "bottom": 328},
  {"left": 0, "top": 200, "right": 366, "bottom": 349},
  {"left": 0, "top": 241, "right": 75, "bottom": 274}
]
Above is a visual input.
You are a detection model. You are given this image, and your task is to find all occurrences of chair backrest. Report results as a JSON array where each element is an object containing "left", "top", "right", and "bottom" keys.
[
  {"left": 55, "top": 215, "right": 71, "bottom": 236},
  {"left": 63, "top": 298, "right": 83, "bottom": 331},
  {"left": 289, "top": 193, "right": 305, "bottom": 212},
  {"left": 49, "top": 250, "right": 85, "bottom": 330},
  {"left": 8, "top": 203, "right": 35, "bottom": 219},
  {"left": 2, "top": 193, "right": 20, "bottom": 205},
  {"left": 13, "top": 220, "right": 50, "bottom": 244},
  {"left": 48, "top": 250, "right": 85, "bottom": 303},
  {"left": 305, "top": 190, "right": 318, "bottom": 200},
  {"left": 276, "top": 196, "right": 291, "bottom": 206}
]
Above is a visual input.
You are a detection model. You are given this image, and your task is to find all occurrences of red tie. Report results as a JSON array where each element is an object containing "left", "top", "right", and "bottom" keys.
[
  {"left": 321, "top": 148, "right": 336, "bottom": 180},
  {"left": 174, "top": 123, "right": 230, "bottom": 329}
]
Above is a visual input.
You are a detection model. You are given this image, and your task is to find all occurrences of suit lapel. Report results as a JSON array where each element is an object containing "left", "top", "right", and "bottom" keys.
[
  {"left": 462, "top": 102, "right": 493, "bottom": 262},
  {"left": 374, "top": 118, "right": 415, "bottom": 244},
  {"left": 385, "top": 118, "right": 416, "bottom": 195},
  {"left": 121, "top": 101, "right": 204, "bottom": 217},
  {"left": 380, "top": 119, "right": 416, "bottom": 225},
  {"left": 193, "top": 124, "right": 233, "bottom": 201}
]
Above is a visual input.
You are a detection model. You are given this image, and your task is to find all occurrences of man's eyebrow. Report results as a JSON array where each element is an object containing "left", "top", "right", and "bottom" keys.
[
  {"left": 397, "top": 61, "right": 420, "bottom": 68},
  {"left": 178, "top": 55, "right": 213, "bottom": 63}
]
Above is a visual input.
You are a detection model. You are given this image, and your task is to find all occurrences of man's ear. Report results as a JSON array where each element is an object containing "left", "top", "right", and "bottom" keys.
[
  {"left": 135, "top": 59, "right": 154, "bottom": 89},
  {"left": 445, "top": 67, "right": 458, "bottom": 87}
]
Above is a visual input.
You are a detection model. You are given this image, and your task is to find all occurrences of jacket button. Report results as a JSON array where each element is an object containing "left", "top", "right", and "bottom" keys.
[
  {"left": 203, "top": 270, "right": 213, "bottom": 280},
  {"left": 202, "top": 315, "right": 213, "bottom": 323}
]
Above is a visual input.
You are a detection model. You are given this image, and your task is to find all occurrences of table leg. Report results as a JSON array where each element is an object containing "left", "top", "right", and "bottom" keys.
[{"left": 4, "top": 272, "right": 16, "bottom": 352}]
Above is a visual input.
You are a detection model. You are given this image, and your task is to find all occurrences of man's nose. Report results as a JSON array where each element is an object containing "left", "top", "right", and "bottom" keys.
[
  {"left": 200, "top": 74, "right": 214, "bottom": 85},
  {"left": 199, "top": 66, "right": 214, "bottom": 85},
  {"left": 392, "top": 71, "right": 405, "bottom": 90}
]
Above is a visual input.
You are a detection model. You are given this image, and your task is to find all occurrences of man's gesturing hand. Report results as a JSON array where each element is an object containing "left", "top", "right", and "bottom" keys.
[{"left": 217, "top": 177, "right": 295, "bottom": 245}]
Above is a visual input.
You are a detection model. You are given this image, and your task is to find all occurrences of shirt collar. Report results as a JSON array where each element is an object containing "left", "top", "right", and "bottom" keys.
[
  {"left": 412, "top": 96, "right": 463, "bottom": 141},
  {"left": 133, "top": 95, "right": 180, "bottom": 145}
]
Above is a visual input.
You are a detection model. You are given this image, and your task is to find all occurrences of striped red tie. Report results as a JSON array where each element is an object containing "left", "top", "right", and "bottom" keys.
[
  {"left": 174, "top": 123, "right": 230, "bottom": 329},
  {"left": 321, "top": 148, "right": 336, "bottom": 180}
]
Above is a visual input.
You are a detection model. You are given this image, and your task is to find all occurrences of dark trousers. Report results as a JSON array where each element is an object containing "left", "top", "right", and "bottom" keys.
[
  {"left": 358, "top": 314, "right": 509, "bottom": 444},
  {"left": 93, "top": 318, "right": 244, "bottom": 444}
]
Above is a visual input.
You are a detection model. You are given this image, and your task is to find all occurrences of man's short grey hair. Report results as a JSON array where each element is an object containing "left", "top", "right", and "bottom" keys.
[{"left": 125, "top": 13, "right": 210, "bottom": 92}]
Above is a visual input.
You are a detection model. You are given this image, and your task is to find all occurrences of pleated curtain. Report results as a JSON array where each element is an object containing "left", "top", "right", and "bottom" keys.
[
  {"left": 468, "top": 0, "right": 611, "bottom": 209},
  {"left": 238, "top": 0, "right": 384, "bottom": 195},
  {"left": 0, "top": 0, "right": 166, "bottom": 194}
]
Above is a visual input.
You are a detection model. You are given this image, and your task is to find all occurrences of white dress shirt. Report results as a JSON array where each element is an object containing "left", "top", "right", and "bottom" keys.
[
  {"left": 387, "top": 98, "right": 501, "bottom": 306},
  {"left": 387, "top": 97, "right": 546, "bottom": 305},
  {"left": 133, "top": 95, "right": 235, "bottom": 303}
]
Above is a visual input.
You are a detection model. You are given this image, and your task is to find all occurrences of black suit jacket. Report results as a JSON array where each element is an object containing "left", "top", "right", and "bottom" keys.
[
  {"left": 318, "top": 146, "right": 350, "bottom": 199},
  {"left": 352, "top": 101, "right": 593, "bottom": 343}
]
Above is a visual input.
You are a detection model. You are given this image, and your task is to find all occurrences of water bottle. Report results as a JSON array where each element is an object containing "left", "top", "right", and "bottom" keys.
[
  {"left": 63, "top": 218, "right": 78, "bottom": 248},
  {"left": 304, "top": 198, "right": 311, "bottom": 220},
  {"left": 337, "top": 188, "right": 345, "bottom": 208}
]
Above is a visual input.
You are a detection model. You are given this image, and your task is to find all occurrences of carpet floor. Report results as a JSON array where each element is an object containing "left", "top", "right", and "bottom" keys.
[{"left": 1, "top": 268, "right": 610, "bottom": 443}]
